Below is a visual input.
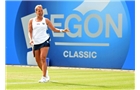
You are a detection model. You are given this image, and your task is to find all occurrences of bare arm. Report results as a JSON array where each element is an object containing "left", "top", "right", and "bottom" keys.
[
  {"left": 45, "top": 18, "right": 69, "bottom": 32},
  {"left": 28, "top": 19, "right": 33, "bottom": 45}
]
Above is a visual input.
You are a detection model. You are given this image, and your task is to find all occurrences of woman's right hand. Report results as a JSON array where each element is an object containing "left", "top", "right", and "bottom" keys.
[{"left": 30, "top": 40, "right": 34, "bottom": 46}]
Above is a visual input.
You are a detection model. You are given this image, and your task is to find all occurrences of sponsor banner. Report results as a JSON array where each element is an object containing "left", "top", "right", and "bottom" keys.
[{"left": 6, "top": 0, "right": 135, "bottom": 69}]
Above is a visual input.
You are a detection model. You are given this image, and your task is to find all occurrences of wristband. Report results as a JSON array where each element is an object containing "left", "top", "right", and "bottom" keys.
[{"left": 60, "top": 29, "right": 63, "bottom": 33}]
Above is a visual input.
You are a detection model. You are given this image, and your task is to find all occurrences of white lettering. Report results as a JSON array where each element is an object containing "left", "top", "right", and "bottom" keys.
[
  {"left": 51, "top": 13, "right": 122, "bottom": 38},
  {"left": 63, "top": 50, "right": 68, "bottom": 58},
  {"left": 92, "top": 51, "right": 97, "bottom": 58},
  {"left": 63, "top": 50, "right": 97, "bottom": 59}
]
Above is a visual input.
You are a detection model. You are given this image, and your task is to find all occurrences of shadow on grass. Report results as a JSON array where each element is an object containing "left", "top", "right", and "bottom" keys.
[{"left": 50, "top": 80, "right": 107, "bottom": 88}]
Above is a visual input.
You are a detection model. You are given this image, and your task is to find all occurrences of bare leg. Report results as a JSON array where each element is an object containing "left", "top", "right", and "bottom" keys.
[
  {"left": 40, "top": 47, "right": 49, "bottom": 77},
  {"left": 34, "top": 50, "right": 42, "bottom": 70}
]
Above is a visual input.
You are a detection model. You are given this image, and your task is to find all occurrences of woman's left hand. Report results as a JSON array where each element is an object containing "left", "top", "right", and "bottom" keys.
[{"left": 63, "top": 28, "right": 70, "bottom": 32}]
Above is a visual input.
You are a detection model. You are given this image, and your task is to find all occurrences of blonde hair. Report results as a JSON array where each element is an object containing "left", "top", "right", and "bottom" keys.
[{"left": 35, "top": 5, "right": 43, "bottom": 11}]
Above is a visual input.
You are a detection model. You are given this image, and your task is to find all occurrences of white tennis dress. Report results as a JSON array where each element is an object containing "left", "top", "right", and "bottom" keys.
[{"left": 32, "top": 17, "right": 49, "bottom": 45}]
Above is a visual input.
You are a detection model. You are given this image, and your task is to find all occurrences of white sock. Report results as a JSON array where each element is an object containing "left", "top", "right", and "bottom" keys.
[{"left": 46, "top": 70, "right": 49, "bottom": 77}]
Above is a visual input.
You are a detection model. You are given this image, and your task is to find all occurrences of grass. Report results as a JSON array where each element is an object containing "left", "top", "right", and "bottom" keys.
[{"left": 6, "top": 65, "right": 134, "bottom": 90}]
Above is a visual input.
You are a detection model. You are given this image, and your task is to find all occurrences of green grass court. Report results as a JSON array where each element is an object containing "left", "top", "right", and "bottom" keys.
[{"left": 6, "top": 65, "right": 134, "bottom": 90}]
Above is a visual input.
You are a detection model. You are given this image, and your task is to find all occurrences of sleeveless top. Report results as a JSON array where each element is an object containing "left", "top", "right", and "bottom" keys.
[{"left": 32, "top": 17, "right": 49, "bottom": 45}]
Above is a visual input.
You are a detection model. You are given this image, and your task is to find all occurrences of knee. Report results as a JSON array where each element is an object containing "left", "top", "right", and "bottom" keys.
[{"left": 40, "top": 55, "right": 46, "bottom": 63}]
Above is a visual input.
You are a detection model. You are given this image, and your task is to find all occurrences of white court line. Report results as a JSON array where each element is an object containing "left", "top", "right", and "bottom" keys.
[
  {"left": 6, "top": 80, "right": 59, "bottom": 85},
  {"left": 6, "top": 82, "right": 37, "bottom": 85}
]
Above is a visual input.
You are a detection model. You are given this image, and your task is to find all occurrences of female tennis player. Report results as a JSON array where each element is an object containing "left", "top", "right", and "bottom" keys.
[{"left": 28, "top": 4, "right": 69, "bottom": 83}]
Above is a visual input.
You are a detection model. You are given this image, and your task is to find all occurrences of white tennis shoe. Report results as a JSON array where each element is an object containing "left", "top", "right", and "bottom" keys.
[
  {"left": 38, "top": 76, "right": 49, "bottom": 83},
  {"left": 38, "top": 70, "right": 50, "bottom": 83}
]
